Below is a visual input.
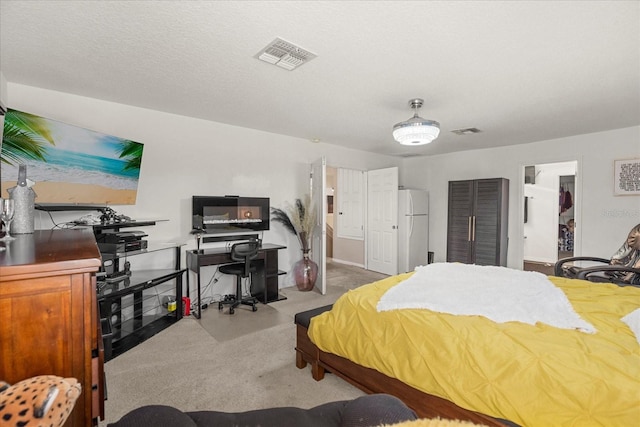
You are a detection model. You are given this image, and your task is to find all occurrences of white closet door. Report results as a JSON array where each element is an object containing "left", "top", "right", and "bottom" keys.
[
  {"left": 337, "top": 168, "right": 364, "bottom": 240},
  {"left": 366, "top": 167, "right": 398, "bottom": 275}
]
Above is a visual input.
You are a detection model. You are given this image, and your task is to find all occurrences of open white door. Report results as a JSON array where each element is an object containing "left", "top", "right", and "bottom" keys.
[
  {"left": 366, "top": 167, "right": 398, "bottom": 275},
  {"left": 337, "top": 168, "right": 365, "bottom": 240},
  {"left": 311, "top": 157, "right": 327, "bottom": 294},
  {"left": 523, "top": 180, "right": 559, "bottom": 263}
]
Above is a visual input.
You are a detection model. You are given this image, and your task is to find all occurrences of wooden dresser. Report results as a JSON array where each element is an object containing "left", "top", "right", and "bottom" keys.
[{"left": 0, "top": 229, "right": 105, "bottom": 426}]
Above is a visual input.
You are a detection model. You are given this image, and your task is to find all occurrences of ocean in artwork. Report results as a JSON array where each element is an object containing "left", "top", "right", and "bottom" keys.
[{"left": 2, "top": 147, "right": 140, "bottom": 190}]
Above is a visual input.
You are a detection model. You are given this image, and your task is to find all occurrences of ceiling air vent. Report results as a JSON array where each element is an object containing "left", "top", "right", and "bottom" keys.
[
  {"left": 451, "top": 127, "right": 482, "bottom": 135},
  {"left": 256, "top": 38, "right": 317, "bottom": 71}
]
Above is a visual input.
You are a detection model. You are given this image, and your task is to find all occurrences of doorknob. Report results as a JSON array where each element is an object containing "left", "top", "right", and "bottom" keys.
[{"left": 392, "top": 225, "right": 397, "bottom": 229}]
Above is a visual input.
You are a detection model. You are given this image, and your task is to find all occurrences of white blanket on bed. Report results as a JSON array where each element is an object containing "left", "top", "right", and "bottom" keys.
[
  {"left": 621, "top": 308, "right": 640, "bottom": 345},
  {"left": 377, "top": 263, "right": 595, "bottom": 333}
]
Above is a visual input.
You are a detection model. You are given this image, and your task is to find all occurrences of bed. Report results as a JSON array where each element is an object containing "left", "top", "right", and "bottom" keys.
[{"left": 295, "top": 264, "right": 640, "bottom": 426}]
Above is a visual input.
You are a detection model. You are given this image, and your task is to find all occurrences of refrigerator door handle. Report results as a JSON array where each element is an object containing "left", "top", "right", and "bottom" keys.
[
  {"left": 409, "top": 215, "right": 414, "bottom": 238},
  {"left": 408, "top": 191, "right": 414, "bottom": 217}
]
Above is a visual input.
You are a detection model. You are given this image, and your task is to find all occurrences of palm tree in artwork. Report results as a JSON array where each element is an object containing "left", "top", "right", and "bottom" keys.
[
  {"left": 117, "top": 140, "right": 143, "bottom": 172},
  {"left": 1, "top": 109, "right": 55, "bottom": 165}
]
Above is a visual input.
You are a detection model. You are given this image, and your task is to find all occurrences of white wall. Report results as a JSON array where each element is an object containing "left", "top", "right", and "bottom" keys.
[
  {"left": 0, "top": 71, "right": 7, "bottom": 110},
  {"left": 6, "top": 83, "right": 401, "bottom": 296},
  {"left": 401, "top": 126, "right": 640, "bottom": 268}
]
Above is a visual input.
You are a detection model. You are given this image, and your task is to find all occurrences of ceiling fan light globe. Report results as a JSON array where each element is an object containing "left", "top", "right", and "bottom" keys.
[{"left": 392, "top": 119, "right": 441, "bottom": 146}]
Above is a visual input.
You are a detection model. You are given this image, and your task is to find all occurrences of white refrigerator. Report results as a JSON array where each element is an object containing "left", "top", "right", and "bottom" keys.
[{"left": 398, "top": 189, "right": 429, "bottom": 273}]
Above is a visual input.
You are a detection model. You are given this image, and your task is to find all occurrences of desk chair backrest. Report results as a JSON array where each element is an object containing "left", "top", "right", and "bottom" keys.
[
  {"left": 609, "top": 224, "right": 640, "bottom": 283},
  {"left": 230, "top": 241, "right": 260, "bottom": 278},
  {"left": 555, "top": 223, "right": 640, "bottom": 285},
  {"left": 612, "top": 224, "right": 640, "bottom": 262}
]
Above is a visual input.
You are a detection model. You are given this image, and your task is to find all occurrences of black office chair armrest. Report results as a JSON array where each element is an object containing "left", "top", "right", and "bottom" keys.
[
  {"left": 576, "top": 265, "right": 640, "bottom": 284},
  {"left": 554, "top": 256, "right": 610, "bottom": 277}
]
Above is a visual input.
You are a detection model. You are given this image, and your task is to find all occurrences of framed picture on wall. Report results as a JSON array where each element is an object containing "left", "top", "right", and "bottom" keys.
[
  {"left": 1, "top": 108, "right": 144, "bottom": 205},
  {"left": 614, "top": 158, "right": 640, "bottom": 196}
]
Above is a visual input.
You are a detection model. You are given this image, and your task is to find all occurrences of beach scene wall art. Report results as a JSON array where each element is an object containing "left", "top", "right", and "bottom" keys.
[{"left": 1, "top": 109, "right": 144, "bottom": 205}]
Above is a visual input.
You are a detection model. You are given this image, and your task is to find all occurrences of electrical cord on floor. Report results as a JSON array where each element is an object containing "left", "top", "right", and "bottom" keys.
[
  {"left": 189, "top": 288, "right": 210, "bottom": 313},
  {"left": 207, "top": 267, "right": 221, "bottom": 286},
  {"left": 189, "top": 294, "right": 226, "bottom": 314},
  {"left": 187, "top": 267, "right": 254, "bottom": 315},
  {"left": 187, "top": 267, "right": 222, "bottom": 313},
  {"left": 188, "top": 288, "right": 226, "bottom": 314}
]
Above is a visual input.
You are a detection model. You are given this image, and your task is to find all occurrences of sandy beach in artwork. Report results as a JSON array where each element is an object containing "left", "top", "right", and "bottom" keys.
[{"left": 1, "top": 181, "right": 137, "bottom": 205}]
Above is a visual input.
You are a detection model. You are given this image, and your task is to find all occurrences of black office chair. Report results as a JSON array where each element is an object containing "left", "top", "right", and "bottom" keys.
[
  {"left": 554, "top": 223, "right": 640, "bottom": 286},
  {"left": 218, "top": 241, "right": 260, "bottom": 314}
]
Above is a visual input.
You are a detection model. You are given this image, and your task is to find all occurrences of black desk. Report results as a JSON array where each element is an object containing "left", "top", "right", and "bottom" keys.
[{"left": 186, "top": 243, "right": 286, "bottom": 319}]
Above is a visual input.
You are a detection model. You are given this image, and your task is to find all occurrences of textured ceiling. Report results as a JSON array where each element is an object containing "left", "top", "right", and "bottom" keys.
[{"left": 1, "top": 1, "right": 638, "bottom": 157}]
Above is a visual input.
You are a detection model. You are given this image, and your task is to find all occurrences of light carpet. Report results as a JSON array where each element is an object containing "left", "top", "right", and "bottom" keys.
[{"left": 101, "top": 261, "right": 387, "bottom": 425}]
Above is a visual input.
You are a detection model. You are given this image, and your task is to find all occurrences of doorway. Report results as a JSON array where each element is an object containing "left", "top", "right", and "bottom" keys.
[
  {"left": 330, "top": 167, "right": 366, "bottom": 268},
  {"left": 312, "top": 163, "right": 398, "bottom": 275},
  {"left": 558, "top": 175, "right": 575, "bottom": 260},
  {"left": 522, "top": 161, "right": 578, "bottom": 275}
]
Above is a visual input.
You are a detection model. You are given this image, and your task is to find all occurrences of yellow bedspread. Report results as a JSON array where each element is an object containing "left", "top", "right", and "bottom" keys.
[{"left": 308, "top": 273, "right": 640, "bottom": 427}]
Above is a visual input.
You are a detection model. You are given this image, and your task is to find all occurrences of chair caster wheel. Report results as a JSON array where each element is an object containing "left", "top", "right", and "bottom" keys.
[
  {"left": 218, "top": 302, "right": 223, "bottom": 310},
  {"left": 252, "top": 306, "right": 257, "bottom": 312},
  {"left": 229, "top": 308, "right": 235, "bottom": 315}
]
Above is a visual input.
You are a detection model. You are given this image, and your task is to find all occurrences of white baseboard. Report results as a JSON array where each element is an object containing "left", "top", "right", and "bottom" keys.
[{"left": 330, "top": 258, "right": 365, "bottom": 269}]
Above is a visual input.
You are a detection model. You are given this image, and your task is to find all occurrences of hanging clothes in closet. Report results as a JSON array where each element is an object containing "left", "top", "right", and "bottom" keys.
[{"left": 560, "top": 185, "right": 573, "bottom": 214}]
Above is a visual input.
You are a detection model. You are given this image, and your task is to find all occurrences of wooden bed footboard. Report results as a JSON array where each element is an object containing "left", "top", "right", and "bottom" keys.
[{"left": 295, "top": 324, "right": 511, "bottom": 427}]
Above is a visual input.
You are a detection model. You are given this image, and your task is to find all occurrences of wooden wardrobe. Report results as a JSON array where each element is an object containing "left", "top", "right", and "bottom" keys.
[{"left": 447, "top": 178, "right": 509, "bottom": 266}]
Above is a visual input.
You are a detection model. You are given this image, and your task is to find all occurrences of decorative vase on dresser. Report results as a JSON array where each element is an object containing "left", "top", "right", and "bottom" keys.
[{"left": 7, "top": 164, "right": 36, "bottom": 234}]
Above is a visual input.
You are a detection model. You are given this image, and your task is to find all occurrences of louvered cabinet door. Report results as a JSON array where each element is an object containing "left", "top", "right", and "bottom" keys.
[
  {"left": 473, "top": 178, "right": 509, "bottom": 266},
  {"left": 447, "top": 178, "right": 509, "bottom": 266},
  {"left": 446, "top": 180, "right": 475, "bottom": 263}
]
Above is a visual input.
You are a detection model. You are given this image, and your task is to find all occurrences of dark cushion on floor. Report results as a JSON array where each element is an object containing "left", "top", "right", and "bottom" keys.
[
  {"left": 107, "top": 393, "right": 417, "bottom": 427},
  {"left": 341, "top": 394, "right": 417, "bottom": 427},
  {"left": 294, "top": 304, "right": 333, "bottom": 328},
  {"left": 188, "top": 400, "right": 347, "bottom": 427},
  {"left": 107, "top": 405, "right": 197, "bottom": 427}
]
